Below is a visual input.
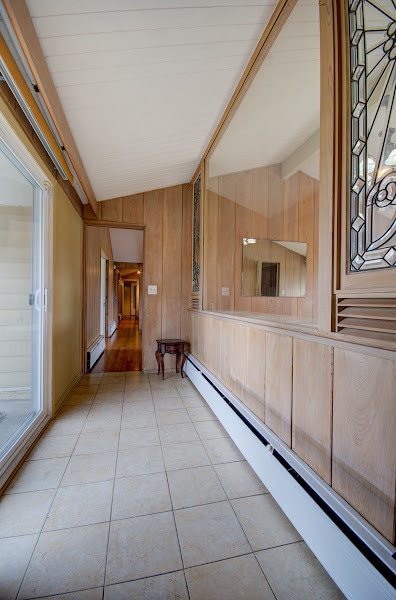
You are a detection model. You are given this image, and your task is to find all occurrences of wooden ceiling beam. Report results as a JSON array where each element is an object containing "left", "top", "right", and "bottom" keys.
[{"left": 2, "top": 0, "right": 100, "bottom": 218}]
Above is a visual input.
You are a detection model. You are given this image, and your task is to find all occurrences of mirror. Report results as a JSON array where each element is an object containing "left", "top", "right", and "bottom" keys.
[{"left": 242, "top": 239, "right": 307, "bottom": 297}]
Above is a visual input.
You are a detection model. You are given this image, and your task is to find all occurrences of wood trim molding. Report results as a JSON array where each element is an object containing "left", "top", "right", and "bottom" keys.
[
  {"left": 2, "top": 0, "right": 99, "bottom": 218},
  {"left": 190, "top": 0, "right": 296, "bottom": 181}
]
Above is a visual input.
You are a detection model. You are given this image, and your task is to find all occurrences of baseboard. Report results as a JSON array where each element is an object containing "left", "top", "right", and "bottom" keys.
[{"left": 184, "top": 354, "right": 396, "bottom": 600}]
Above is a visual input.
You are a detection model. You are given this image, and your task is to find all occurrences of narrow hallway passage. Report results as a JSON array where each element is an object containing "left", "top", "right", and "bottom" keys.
[
  {"left": 91, "top": 317, "right": 142, "bottom": 373},
  {"left": 0, "top": 372, "right": 345, "bottom": 599}
]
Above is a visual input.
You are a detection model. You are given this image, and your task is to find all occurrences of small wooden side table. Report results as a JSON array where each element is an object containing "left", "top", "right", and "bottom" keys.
[{"left": 155, "top": 339, "right": 187, "bottom": 380}]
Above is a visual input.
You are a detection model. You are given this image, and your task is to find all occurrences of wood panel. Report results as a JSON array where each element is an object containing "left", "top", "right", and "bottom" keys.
[
  {"left": 218, "top": 175, "right": 236, "bottom": 311},
  {"left": 123, "top": 193, "right": 144, "bottom": 224},
  {"left": 245, "top": 327, "right": 265, "bottom": 421},
  {"left": 292, "top": 338, "right": 333, "bottom": 483},
  {"left": 235, "top": 171, "right": 252, "bottom": 312},
  {"left": 162, "top": 186, "right": 182, "bottom": 368},
  {"left": 265, "top": 332, "right": 292, "bottom": 446},
  {"left": 100, "top": 198, "right": 123, "bottom": 222},
  {"left": 229, "top": 322, "right": 248, "bottom": 400},
  {"left": 297, "top": 172, "right": 315, "bottom": 319},
  {"left": 85, "top": 225, "right": 114, "bottom": 349},
  {"left": 142, "top": 189, "right": 163, "bottom": 370},
  {"left": 332, "top": 349, "right": 396, "bottom": 542},
  {"left": 181, "top": 183, "right": 192, "bottom": 341}
]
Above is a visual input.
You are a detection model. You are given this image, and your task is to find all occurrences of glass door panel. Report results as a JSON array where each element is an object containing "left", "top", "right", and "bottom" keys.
[{"left": 0, "top": 141, "right": 43, "bottom": 460}]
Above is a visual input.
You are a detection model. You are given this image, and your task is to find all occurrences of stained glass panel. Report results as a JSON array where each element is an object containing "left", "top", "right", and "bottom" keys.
[
  {"left": 348, "top": 0, "right": 396, "bottom": 271},
  {"left": 192, "top": 174, "right": 201, "bottom": 292}
]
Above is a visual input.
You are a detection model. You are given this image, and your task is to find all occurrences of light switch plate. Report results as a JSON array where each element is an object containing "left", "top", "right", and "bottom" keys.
[
  {"left": 221, "top": 287, "right": 229, "bottom": 296},
  {"left": 148, "top": 285, "right": 157, "bottom": 295}
]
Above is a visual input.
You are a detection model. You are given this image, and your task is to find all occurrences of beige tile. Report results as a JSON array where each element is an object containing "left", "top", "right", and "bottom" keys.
[
  {"left": 37, "top": 588, "right": 104, "bottom": 600},
  {"left": 73, "top": 430, "right": 119, "bottom": 455},
  {"left": 106, "top": 512, "right": 182, "bottom": 584},
  {"left": 27, "top": 434, "right": 78, "bottom": 460},
  {"left": 119, "top": 426, "right": 160, "bottom": 449},
  {"left": 186, "top": 554, "right": 276, "bottom": 600},
  {"left": 231, "top": 494, "right": 301, "bottom": 551},
  {"left": 98, "top": 383, "right": 125, "bottom": 393},
  {"left": 116, "top": 446, "right": 164, "bottom": 478},
  {"left": 45, "top": 415, "right": 87, "bottom": 436},
  {"left": 102, "top": 374, "right": 125, "bottom": 383},
  {"left": 121, "top": 409, "right": 157, "bottom": 429},
  {"left": 18, "top": 523, "right": 109, "bottom": 599},
  {"left": 74, "top": 383, "right": 100, "bottom": 393},
  {"left": 123, "top": 389, "right": 152, "bottom": 401},
  {"left": 82, "top": 404, "right": 122, "bottom": 432},
  {"left": 149, "top": 380, "right": 177, "bottom": 390},
  {"left": 80, "top": 374, "right": 103, "bottom": 383},
  {"left": 93, "top": 391, "right": 124, "bottom": 404},
  {"left": 5, "top": 457, "right": 69, "bottom": 494},
  {"left": 61, "top": 452, "right": 117, "bottom": 486},
  {"left": 167, "top": 465, "right": 227, "bottom": 509},
  {"left": 181, "top": 395, "right": 206, "bottom": 407},
  {"left": 152, "top": 388, "right": 181, "bottom": 399},
  {"left": 158, "top": 422, "right": 199, "bottom": 445},
  {"left": 123, "top": 399, "right": 155, "bottom": 412},
  {"left": 174, "top": 501, "right": 251, "bottom": 568},
  {"left": 187, "top": 406, "right": 217, "bottom": 422},
  {"left": 153, "top": 397, "right": 185, "bottom": 410},
  {"left": 43, "top": 480, "right": 113, "bottom": 530},
  {"left": 0, "top": 490, "right": 55, "bottom": 536},
  {"left": 162, "top": 440, "right": 210, "bottom": 471},
  {"left": 65, "top": 392, "right": 95, "bottom": 406},
  {"left": 214, "top": 461, "right": 267, "bottom": 499},
  {"left": 193, "top": 419, "right": 228, "bottom": 440},
  {"left": 0, "top": 534, "right": 38, "bottom": 600},
  {"left": 155, "top": 408, "right": 191, "bottom": 426},
  {"left": 202, "top": 436, "right": 244, "bottom": 464},
  {"left": 256, "top": 542, "right": 346, "bottom": 600},
  {"left": 112, "top": 472, "right": 171, "bottom": 520},
  {"left": 104, "top": 571, "right": 188, "bottom": 600}
]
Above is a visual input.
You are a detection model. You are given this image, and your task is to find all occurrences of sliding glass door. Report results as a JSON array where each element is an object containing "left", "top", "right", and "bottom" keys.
[{"left": 0, "top": 121, "right": 51, "bottom": 483}]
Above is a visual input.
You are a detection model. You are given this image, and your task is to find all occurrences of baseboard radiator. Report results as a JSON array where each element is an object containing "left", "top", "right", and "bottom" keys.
[
  {"left": 184, "top": 354, "right": 396, "bottom": 600},
  {"left": 86, "top": 335, "right": 105, "bottom": 371},
  {"left": 108, "top": 320, "right": 117, "bottom": 337}
]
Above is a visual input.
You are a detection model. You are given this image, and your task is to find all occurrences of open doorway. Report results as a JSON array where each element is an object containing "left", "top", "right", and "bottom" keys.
[{"left": 85, "top": 227, "right": 144, "bottom": 373}]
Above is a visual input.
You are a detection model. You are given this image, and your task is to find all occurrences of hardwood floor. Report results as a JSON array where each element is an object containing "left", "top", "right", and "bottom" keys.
[{"left": 91, "top": 316, "right": 142, "bottom": 372}]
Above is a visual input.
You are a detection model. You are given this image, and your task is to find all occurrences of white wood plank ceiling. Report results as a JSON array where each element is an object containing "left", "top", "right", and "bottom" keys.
[{"left": 24, "top": 0, "right": 279, "bottom": 201}]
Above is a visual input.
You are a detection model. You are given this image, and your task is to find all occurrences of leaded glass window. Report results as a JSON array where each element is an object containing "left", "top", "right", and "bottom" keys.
[
  {"left": 192, "top": 173, "right": 201, "bottom": 292},
  {"left": 349, "top": 0, "right": 396, "bottom": 271}
]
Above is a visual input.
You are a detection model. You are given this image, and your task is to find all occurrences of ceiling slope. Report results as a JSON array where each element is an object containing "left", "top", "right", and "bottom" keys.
[{"left": 8, "top": 0, "right": 278, "bottom": 201}]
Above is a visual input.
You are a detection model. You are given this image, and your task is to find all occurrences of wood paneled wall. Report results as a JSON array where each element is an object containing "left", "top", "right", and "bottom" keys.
[
  {"left": 205, "top": 166, "right": 319, "bottom": 319},
  {"left": 85, "top": 226, "right": 114, "bottom": 349},
  {"left": 84, "top": 183, "right": 192, "bottom": 372},
  {"left": 188, "top": 310, "right": 396, "bottom": 544}
]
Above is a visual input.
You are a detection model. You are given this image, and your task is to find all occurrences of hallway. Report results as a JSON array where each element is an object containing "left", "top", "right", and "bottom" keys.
[
  {"left": 91, "top": 317, "right": 142, "bottom": 373},
  {"left": 0, "top": 372, "right": 345, "bottom": 599}
]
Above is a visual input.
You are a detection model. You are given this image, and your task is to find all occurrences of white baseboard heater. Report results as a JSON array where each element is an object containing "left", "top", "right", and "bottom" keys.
[
  {"left": 86, "top": 335, "right": 105, "bottom": 371},
  {"left": 108, "top": 320, "right": 117, "bottom": 337},
  {"left": 184, "top": 354, "right": 396, "bottom": 600}
]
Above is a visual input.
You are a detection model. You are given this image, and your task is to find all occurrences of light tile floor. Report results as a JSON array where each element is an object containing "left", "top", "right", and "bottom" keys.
[{"left": 0, "top": 372, "right": 346, "bottom": 600}]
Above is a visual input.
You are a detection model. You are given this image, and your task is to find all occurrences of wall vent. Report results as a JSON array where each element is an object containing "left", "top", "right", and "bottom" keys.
[
  {"left": 190, "top": 295, "right": 200, "bottom": 310},
  {"left": 336, "top": 297, "right": 396, "bottom": 346}
]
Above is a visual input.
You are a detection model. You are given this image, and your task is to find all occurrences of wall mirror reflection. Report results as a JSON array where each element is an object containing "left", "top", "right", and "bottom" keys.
[
  {"left": 203, "top": 0, "right": 320, "bottom": 319},
  {"left": 242, "top": 238, "right": 307, "bottom": 297}
]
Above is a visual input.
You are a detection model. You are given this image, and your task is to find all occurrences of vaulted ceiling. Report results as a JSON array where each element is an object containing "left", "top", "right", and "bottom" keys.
[{"left": 0, "top": 0, "right": 320, "bottom": 217}]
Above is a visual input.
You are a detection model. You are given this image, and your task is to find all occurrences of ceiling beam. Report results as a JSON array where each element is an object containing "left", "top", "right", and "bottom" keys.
[
  {"left": 281, "top": 130, "right": 320, "bottom": 180},
  {"left": 2, "top": 0, "right": 100, "bottom": 217}
]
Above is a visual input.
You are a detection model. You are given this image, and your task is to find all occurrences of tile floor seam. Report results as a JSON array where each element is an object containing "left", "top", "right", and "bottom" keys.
[{"left": 101, "top": 394, "right": 123, "bottom": 596}]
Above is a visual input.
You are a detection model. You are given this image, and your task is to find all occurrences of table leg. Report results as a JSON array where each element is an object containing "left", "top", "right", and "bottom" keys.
[
  {"left": 176, "top": 352, "right": 180, "bottom": 373},
  {"left": 180, "top": 352, "right": 186, "bottom": 378},
  {"left": 155, "top": 350, "right": 160, "bottom": 375}
]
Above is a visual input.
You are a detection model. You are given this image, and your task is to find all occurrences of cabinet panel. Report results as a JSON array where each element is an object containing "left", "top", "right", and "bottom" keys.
[
  {"left": 265, "top": 332, "right": 292, "bottom": 446},
  {"left": 292, "top": 339, "right": 333, "bottom": 483},
  {"left": 332, "top": 349, "right": 396, "bottom": 542}
]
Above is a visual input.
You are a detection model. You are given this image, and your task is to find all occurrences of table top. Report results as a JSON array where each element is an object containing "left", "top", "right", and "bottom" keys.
[{"left": 156, "top": 339, "right": 185, "bottom": 344}]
